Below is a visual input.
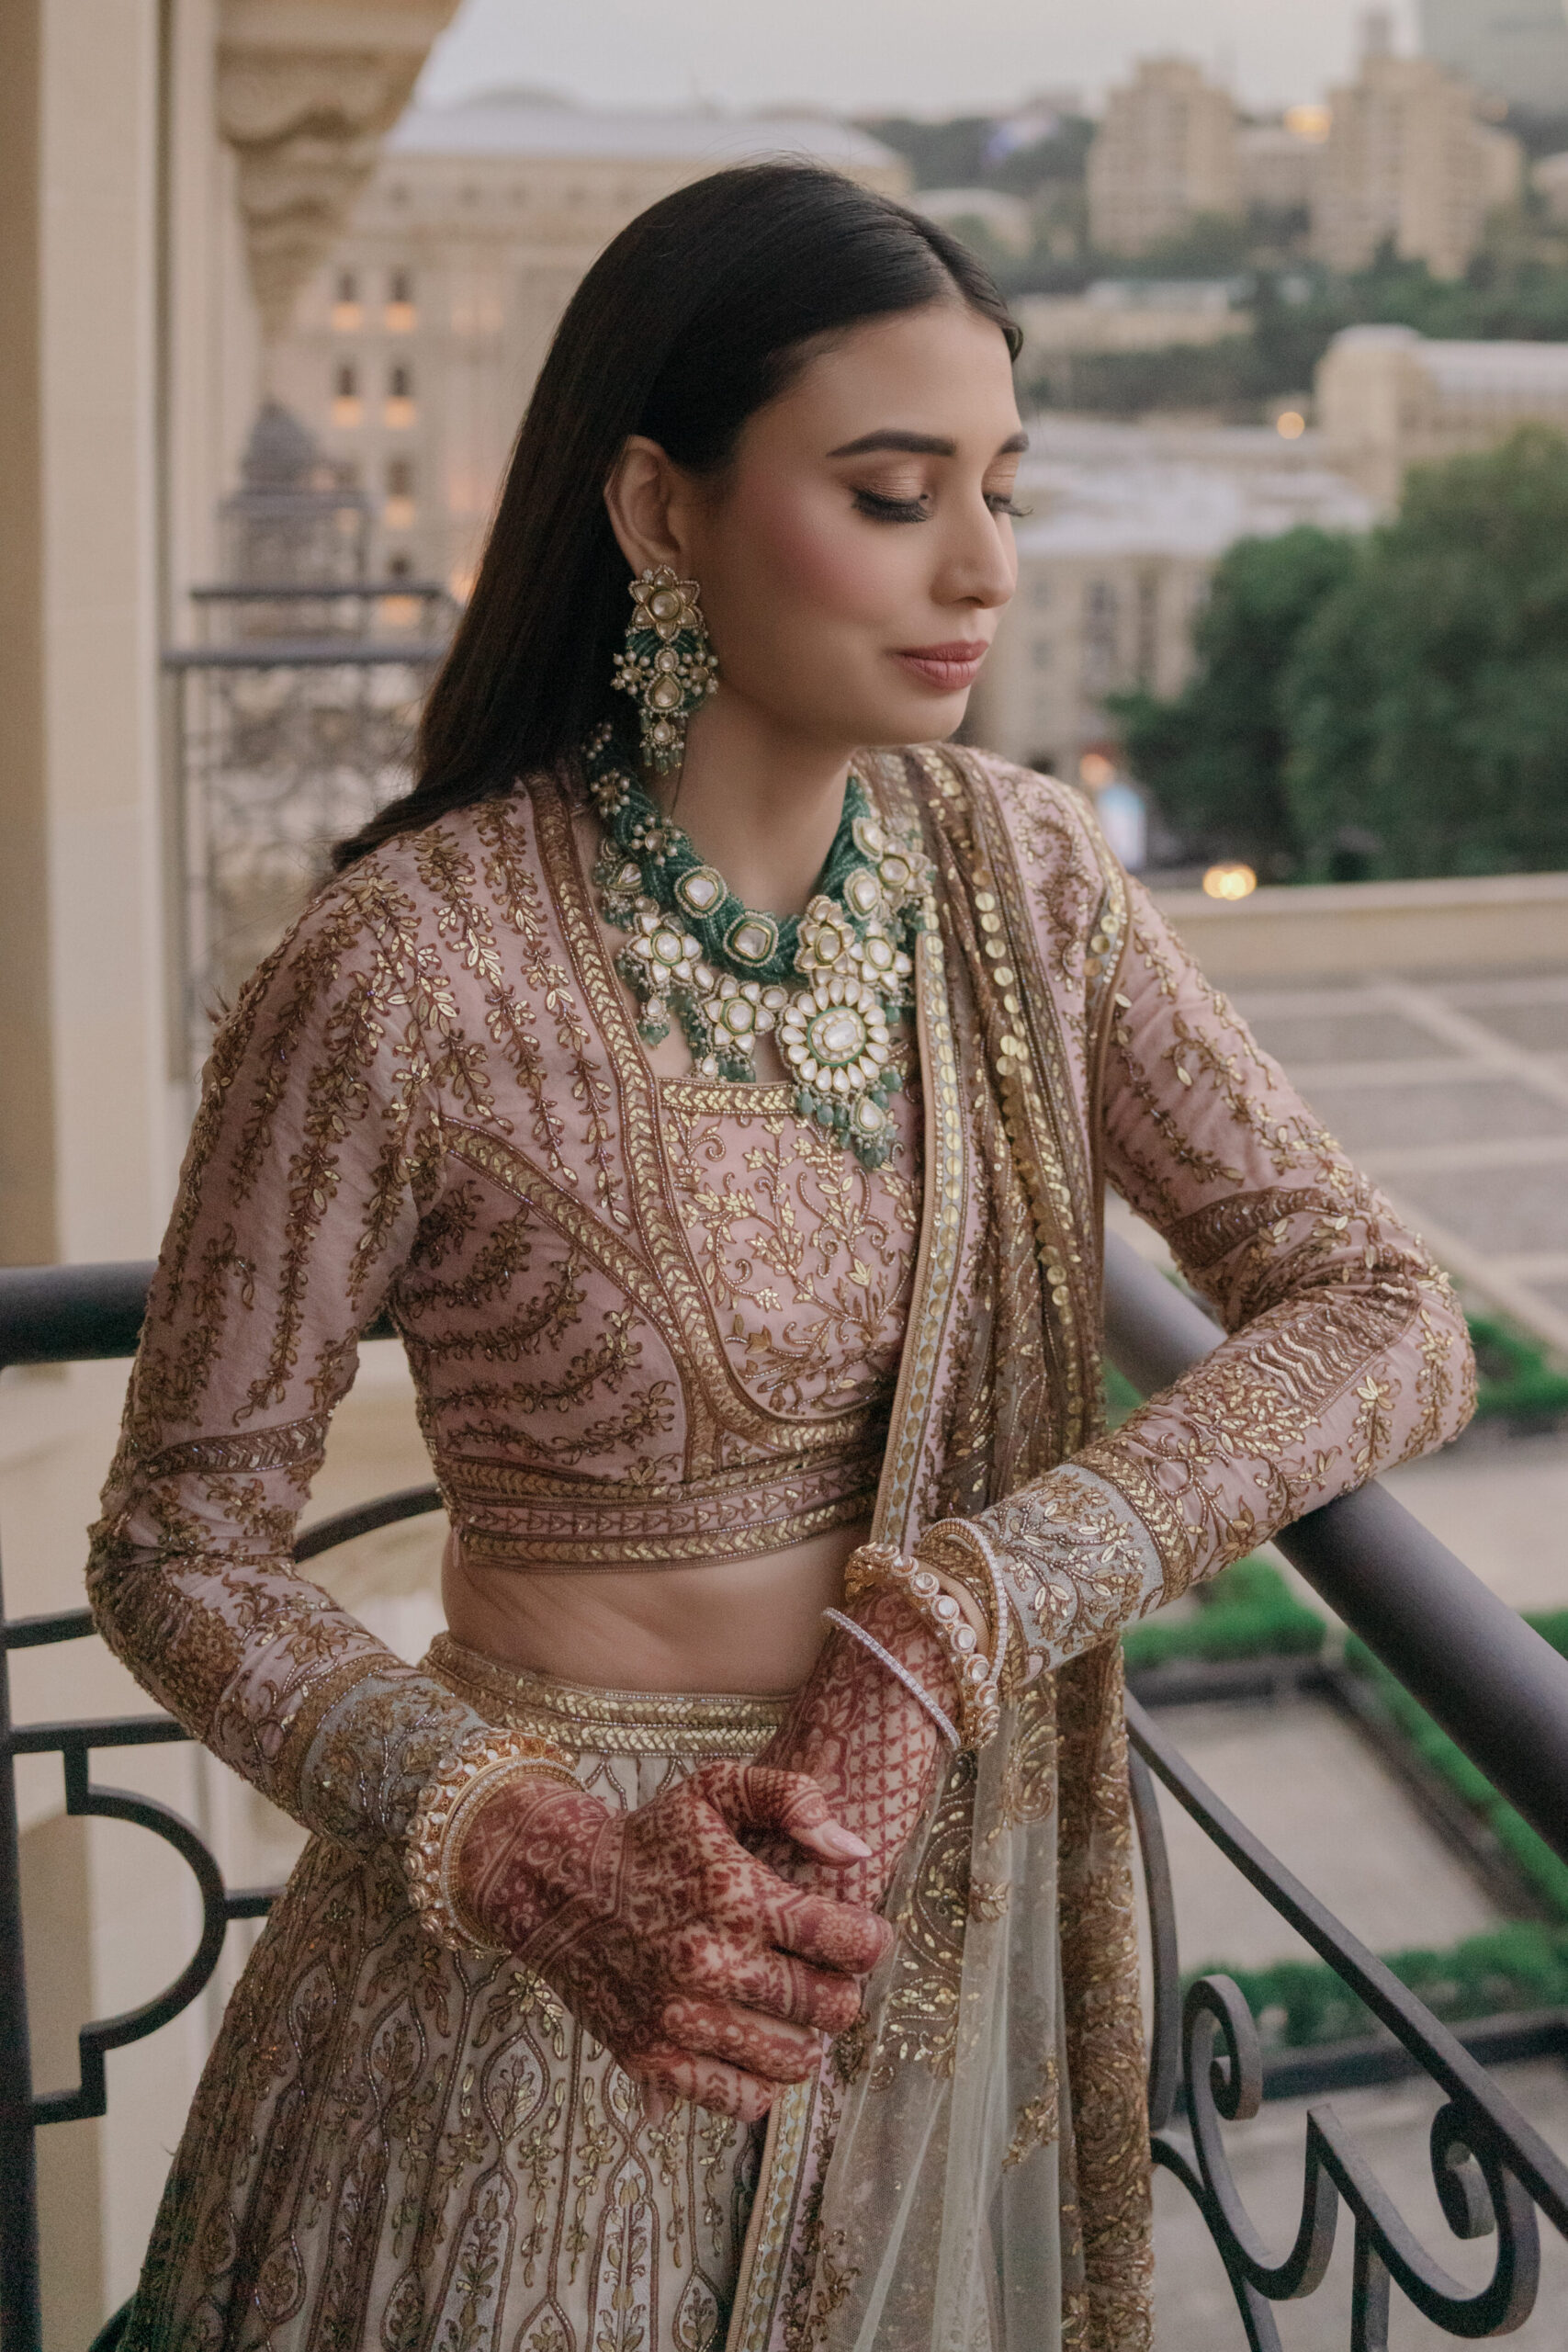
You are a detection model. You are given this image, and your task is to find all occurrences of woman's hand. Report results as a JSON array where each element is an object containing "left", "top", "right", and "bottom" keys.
[
  {"left": 454, "top": 1760, "right": 893, "bottom": 2121},
  {"left": 747, "top": 1586, "right": 959, "bottom": 1910}
]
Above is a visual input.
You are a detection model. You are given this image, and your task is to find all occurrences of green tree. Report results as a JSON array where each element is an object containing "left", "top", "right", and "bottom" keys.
[
  {"left": 1285, "top": 427, "right": 1568, "bottom": 877},
  {"left": 1108, "top": 526, "right": 1356, "bottom": 876}
]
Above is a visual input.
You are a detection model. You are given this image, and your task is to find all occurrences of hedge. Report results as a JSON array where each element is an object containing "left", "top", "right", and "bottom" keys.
[
  {"left": 1343, "top": 1634, "right": 1568, "bottom": 1921},
  {"left": 1122, "top": 1556, "right": 1325, "bottom": 1674},
  {"left": 1189, "top": 1920, "right": 1568, "bottom": 2051},
  {"left": 1469, "top": 1313, "right": 1568, "bottom": 1427}
]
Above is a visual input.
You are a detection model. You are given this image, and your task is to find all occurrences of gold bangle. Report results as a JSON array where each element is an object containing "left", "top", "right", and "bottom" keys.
[
  {"left": 842, "top": 1541, "right": 1005, "bottom": 1749},
  {"left": 406, "top": 1728, "right": 578, "bottom": 1955}
]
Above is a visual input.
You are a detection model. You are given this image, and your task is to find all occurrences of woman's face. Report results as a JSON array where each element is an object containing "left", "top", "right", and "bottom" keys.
[{"left": 608, "top": 300, "right": 1025, "bottom": 757}]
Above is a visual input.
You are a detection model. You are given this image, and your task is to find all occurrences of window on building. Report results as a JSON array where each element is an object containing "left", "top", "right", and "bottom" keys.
[
  {"left": 384, "top": 456, "right": 416, "bottom": 529},
  {"left": 1081, "top": 578, "right": 1121, "bottom": 696},
  {"left": 331, "top": 270, "right": 362, "bottom": 332},
  {"left": 1134, "top": 569, "right": 1160, "bottom": 684},
  {"left": 331, "top": 362, "right": 363, "bottom": 428},
  {"left": 386, "top": 269, "right": 416, "bottom": 334},
  {"left": 388, "top": 550, "right": 412, "bottom": 580},
  {"left": 385, "top": 363, "right": 415, "bottom": 428}
]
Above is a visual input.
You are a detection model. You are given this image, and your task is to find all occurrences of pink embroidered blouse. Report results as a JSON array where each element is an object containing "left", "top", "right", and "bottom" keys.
[{"left": 87, "top": 755, "right": 1472, "bottom": 1887}]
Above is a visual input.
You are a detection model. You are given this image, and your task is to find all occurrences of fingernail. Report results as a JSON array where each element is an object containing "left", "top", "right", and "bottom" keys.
[{"left": 818, "top": 1824, "right": 873, "bottom": 1860}]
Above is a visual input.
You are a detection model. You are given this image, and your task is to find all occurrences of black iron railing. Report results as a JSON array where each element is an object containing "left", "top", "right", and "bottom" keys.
[
  {"left": 1, "top": 1246, "right": 1566, "bottom": 2349},
  {"left": 0, "top": 1271, "right": 435, "bottom": 2352}
]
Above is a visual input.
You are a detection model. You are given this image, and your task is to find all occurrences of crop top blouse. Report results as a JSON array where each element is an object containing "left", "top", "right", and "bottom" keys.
[{"left": 86, "top": 753, "right": 1473, "bottom": 1884}]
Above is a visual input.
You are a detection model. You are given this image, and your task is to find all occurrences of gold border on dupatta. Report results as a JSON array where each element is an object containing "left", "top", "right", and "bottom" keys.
[{"left": 723, "top": 756, "right": 978, "bottom": 2352}]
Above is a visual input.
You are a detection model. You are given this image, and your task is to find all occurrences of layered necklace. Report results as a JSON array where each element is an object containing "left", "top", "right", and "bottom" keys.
[{"left": 584, "top": 724, "right": 929, "bottom": 1170}]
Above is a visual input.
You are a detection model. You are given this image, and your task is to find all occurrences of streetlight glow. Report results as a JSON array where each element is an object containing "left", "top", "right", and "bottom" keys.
[{"left": 1202, "top": 863, "right": 1258, "bottom": 901}]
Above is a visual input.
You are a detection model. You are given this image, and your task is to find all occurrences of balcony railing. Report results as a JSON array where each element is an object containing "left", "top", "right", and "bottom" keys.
[
  {"left": 164, "top": 582, "right": 454, "bottom": 1073},
  {"left": 2, "top": 1242, "right": 1567, "bottom": 2350}
]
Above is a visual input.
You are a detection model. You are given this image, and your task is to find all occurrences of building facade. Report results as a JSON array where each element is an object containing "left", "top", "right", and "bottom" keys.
[
  {"left": 1086, "top": 59, "right": 1239, "bottom": 257},
  {"left": 1318, "top": 322, "right": 1568, "bottom": 502},
  {"left": 967, "top": 420, "right": 1373, "bottom": 778},
  {"left": 1314, "top": 48, "right": 1520, "bottom": 279},
  {"left": 269, "top": 97, "right": 908, "bottom": 596}
]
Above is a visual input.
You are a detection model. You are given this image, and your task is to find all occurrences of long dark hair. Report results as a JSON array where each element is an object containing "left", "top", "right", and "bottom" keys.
[{"left": 333, "top": 161, "right": 1019, "bottom": 869}]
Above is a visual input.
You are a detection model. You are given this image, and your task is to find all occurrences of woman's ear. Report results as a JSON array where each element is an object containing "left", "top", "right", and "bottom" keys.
[{"left": 604, "top": 435, "right": 690, "bottom": 575}]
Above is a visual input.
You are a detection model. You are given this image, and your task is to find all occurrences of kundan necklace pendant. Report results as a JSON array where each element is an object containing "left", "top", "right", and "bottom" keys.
[{"left": 584, "top": 724, "right": 929, "bottom": 1169}]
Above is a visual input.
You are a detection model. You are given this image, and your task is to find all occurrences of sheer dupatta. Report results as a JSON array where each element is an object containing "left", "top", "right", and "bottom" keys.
[{"left": 726, "top": 746, "right": 1151, "bottom": 2352}]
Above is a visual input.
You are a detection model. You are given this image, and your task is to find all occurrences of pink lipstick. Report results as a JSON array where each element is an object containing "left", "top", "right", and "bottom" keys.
[{"left": 892, "top": 640, "right": 989, "bottom": 691}]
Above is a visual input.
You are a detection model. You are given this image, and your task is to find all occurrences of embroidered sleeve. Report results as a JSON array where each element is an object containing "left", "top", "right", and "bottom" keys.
[
  {"left": 85, "top": 867, "right": 536, "bottom": 1892},
  {"left": 922, "top": 874, "right": 1474, "bottom": 1680}
]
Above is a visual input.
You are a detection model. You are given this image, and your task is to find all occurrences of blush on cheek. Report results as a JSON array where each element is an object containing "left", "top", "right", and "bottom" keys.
[{"left": 731, "top": 477, "right": 904, "bottom": 627}]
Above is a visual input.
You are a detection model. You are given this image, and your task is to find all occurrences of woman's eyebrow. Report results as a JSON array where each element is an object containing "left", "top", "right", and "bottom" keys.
[{"left": 828, "top": 428, "right": 1031, "bottom": 458}]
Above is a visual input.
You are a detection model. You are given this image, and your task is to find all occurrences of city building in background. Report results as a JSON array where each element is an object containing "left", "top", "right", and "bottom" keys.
[
  {"left": 1318, "top": 322, "right": 1568, "bottom": 499},
  {"left": 1315, "top": 28, "right": 1521, "bottom": 278},
  {"left": 1236, "top": 110, "right": 1332, "bottom": 216},
  {"left": 967, "top": 419, "right": 1374, "bottom": 777},
  {"left": 268, "top": 95, "right": 908, "bottom": 595},
  {"left": 1086, "top": 58, "right": 1240, "bottom": 256},
  {"left": 1418, "top": 0, "right": 1568, "bottom": 111},
  {"left": 1015, "top": 278, "right": 1250, "bottom": 401}
]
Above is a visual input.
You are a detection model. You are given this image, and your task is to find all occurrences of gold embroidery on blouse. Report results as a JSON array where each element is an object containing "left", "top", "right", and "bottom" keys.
[
  {"left": 475, "top": 795, "right": 627, "bottom": 1227},
  {"left": 537, "top": 778, "right": 889, "bottom": 1460},
  {"left": 659, "top": 1085, "right": 918, "bottom": 1421}
]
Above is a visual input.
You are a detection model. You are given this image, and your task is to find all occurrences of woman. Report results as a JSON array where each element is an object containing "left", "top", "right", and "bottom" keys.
[{"left": 90, "top": 164, "right": 1472, "bottom": 2352}]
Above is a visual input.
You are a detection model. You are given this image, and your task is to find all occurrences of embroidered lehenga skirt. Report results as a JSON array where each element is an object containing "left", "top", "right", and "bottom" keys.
[{"left": 124, "top": 1641, "right": 787, "bottom": 2352}]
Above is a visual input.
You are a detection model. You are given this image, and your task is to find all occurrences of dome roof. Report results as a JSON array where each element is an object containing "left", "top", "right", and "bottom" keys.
[{"left": 241, "top": 401, "right": 321, "bottom": 491}]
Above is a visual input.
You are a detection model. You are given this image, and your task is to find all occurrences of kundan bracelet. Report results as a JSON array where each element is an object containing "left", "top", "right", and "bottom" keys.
[
  {"left": 406, "top": 1727, "right": 579, "bottom": 1955},
  {"left": 842, "top": 1541, "right": 1007, "bottom": 1750}
]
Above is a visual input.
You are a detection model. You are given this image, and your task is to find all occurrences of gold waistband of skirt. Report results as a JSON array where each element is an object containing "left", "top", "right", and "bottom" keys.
[{"left": 423, "top": 1632, "right": 791, "bottom": 1758}]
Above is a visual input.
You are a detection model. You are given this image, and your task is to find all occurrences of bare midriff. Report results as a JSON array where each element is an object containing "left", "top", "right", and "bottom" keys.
[
  {"left": 442, "top": 816, "right": 897, "bottom": 1696},
  {"left": 441, "top": 1517, "right": 872, "bottom": 1696}
]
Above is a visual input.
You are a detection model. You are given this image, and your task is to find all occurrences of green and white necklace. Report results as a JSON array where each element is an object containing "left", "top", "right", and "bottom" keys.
[{"left": 584, "top": 724, "right": 929, "bottom": 1170}]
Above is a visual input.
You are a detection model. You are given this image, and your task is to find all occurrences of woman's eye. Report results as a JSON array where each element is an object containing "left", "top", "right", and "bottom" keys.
[
  {"left": 852, "top": 488, "right": 931, "bottom": 524},
  {"left": 987, "top": 493, "right": 1031, "bottom": 518}
]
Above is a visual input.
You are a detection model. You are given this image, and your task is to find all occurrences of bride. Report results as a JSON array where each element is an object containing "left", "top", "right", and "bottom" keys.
[{"left": 90, "top": 160, "right": 1471, "bottom": 2352}]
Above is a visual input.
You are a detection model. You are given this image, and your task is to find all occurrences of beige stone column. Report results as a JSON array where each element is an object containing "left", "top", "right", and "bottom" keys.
[{"left": 0, "top": 0, "right": 175, "bottom": 1272}]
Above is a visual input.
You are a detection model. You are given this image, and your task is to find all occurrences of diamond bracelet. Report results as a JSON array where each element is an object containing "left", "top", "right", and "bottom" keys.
[{"left": 842, "top": 1541, "right": 1007, "bottom": 1750}]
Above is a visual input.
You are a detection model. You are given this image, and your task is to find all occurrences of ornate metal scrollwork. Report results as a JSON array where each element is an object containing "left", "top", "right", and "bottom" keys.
[
  {"left": 1128, "top": 1693, "right": 1563, "bottom": 2348},
  {"left": 1156, "top": 1973, "right": 1540, "bottom": 2348}
]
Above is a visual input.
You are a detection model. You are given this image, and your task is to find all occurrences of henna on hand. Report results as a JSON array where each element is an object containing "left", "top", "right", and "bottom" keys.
[
  {"left": 453, "top": 1759, "right": 892, "bottom": 2122},
  {"left": 748, "top": 1586, "right": 960, "bottom": 1910}
]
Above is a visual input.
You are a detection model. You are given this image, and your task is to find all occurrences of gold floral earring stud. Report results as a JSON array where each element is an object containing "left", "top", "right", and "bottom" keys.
[{"left": 612, "top": 565, "right": 719, "bottom": 775}]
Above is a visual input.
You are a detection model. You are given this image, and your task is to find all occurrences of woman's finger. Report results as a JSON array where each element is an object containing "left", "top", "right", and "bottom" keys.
[
  {"left": 658, "top": 1994, "right": 826, "bottom": 2081},
  {"left": 693, "top": 1762, "right": 872, "bottom": 1862},
  {"left": 717, "top": 1863, "right": 893, "bottom": 1977},
  {"left": 624, "top": 2039, "right": 780, "bottom": 2125},
  {"left": 674, "top": 1936, "right": 863, "bottom": 2035}
]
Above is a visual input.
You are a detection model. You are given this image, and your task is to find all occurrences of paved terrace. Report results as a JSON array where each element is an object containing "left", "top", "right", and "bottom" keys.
[{"left": 1231, "top": 969, "right": 1568, "bottom": 1355}]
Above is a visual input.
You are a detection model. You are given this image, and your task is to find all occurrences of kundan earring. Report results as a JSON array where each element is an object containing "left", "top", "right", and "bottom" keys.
[{"left": 612, "top": 565, "right": 719, "bottom": 774}]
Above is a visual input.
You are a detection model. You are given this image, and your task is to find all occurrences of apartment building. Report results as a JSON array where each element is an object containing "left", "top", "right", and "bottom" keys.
[
  {"left": 269, "top": 96, "right": 907, "bottom": 594},
  {"left": 1086, "top": 59, "right": 1239, "bottom": 257},
  {"left": 968, "top": 420, "right": 1373, "bottom": 777},
  {"left": 1319, "top": 322, "right": 1568, "bottom": 502}
]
